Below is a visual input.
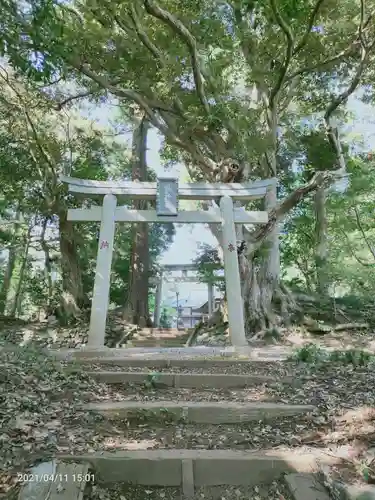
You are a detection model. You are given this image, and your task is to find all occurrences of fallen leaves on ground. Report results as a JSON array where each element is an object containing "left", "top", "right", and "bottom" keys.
[
  {"left": 84, "top": 481, "right": 293, "bottom": 500},
  {"left": 2, "top": 329, "right": 375, "bottom": 497},
  {"left": 0, "top": 341, "right": 112, "bottom": 495}
]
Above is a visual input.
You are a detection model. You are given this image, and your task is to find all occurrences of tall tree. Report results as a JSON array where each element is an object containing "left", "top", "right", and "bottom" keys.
[{"left": 124, "top": 110, "right": 152, "bottom": 326}]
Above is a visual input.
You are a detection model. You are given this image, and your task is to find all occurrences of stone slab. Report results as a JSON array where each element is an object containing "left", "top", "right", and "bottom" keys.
[
  {"left": 51, "top": 346, "right": 228, "bottom": 360},
  {"left": 285, "top": 473, "right": 331, "bottom": 500},
  {"left": 18, "top": 461, "right": 89, "bottom": 500},
  {"left": 58, "top": 449, "right": 342, "bottom": 487},
  {"left": 50, "top": 346, "right": 290, "bottom": 361},
  {"left": 345, "top": 484, "right": 375, "bottom": 499},
  {"left": 182, "top": 459, "right": 194, "bottom": 498},
  {"left": 83, "top": 401, "right": 314, "bottom": 424},
  {"left": 86, "top": 371, "right": 280, "bottom": 388},
  {"left": 64, "top": 357, "right": 285, "bottom": 370}
]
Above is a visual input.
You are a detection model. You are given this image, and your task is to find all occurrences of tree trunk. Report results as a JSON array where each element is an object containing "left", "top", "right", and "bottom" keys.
[
  {"left": 241, "top": 102, "right": 290, "bottom": 334},
  {"left": 0, "top": 210, "right": 21, "bottom": 315},
  {"left": 123, "top": 113, "right": 152, "bottom": 327},
  {"left": 243, "top": 251, "right": 295, "bottom": 334},
  {"left": 259, "top": 187, "right": 281, "bottom": 325},
  {"left": 314, "top": 186, "right": 329, "bottom": 294},
  {"left": 0, "top": 246, "right": 17, "bottom": 315},
  {"left": 58, "top": 210, "right": 88, "bottom": 321},
  {"left": 242, "top": 187, "right": 296, "bottom": 334},
  {"left": 40, "top": 217, "right": 54, "bottom": 314},
  {"left": 8, "top": 223, "right": 32, "bottom": 317}
]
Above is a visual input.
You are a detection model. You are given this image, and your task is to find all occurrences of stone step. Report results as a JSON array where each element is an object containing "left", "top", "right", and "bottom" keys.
[
  {"left": 135, "top": 328, "right": 189, "bottom": 337},
  {"left": 85, "top": 370, "right": 282, "bottom": 388},
  {"left": 131, "top": 337, "right": 188, "bottom": 342},
  {"left": 60, "top": 356, "right": 286, "bottom": 370},
  {"left": 284, "top": 473, "right": 331, "bottom": 500},
  {"left": 133, "top": 333, "right": 189, "bottom": 339},
  {"left": 52, "top": 346, "right": 230, "bottom": 360},
  {"left": 51, "top": 346, "right": 291, "bottom": 361},
  {"left": 84, "top": 400, "right": 314, "bottom": 424},
  {"left": 129, "top": 340, "right": 187, "bottom": 347},
  {"left": 58, "top": 448, "right": 341, "bottom": 497}
]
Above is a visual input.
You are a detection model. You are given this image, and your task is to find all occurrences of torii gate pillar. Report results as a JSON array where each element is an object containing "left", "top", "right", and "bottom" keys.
[
  {"left": 88, "top": 194, "right": 117, "bottom": 347},
  {"left": 153, "top": 272, "right": 163, "bottom": 328},
  {"left": 220, "top": 196, "right": 247, "bottom": 347}
]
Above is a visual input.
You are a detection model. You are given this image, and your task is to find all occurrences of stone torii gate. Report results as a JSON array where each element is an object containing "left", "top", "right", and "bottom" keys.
[
  {"left": 61, "top": 175, "right": 275, "bottom": 348},
  {"left": 151, "top": 263, "right": 225, "bottom": 327}
]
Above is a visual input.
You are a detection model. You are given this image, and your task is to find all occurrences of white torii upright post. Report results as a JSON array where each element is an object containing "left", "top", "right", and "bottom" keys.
[
  {"left": 220, "top": 196, "right": 247, "bottom": 347},
  {"left": 207, "top": 282, "right": 214, "bottom": 316},
  {"left": 61, "top": 175, "right": 274, "bottom": 348},
  {"left": 89, "top": 194, "right": 117, "bottom": 347},
  {"left": 153, "top": 272, "right": 163, "bottom": 328}
]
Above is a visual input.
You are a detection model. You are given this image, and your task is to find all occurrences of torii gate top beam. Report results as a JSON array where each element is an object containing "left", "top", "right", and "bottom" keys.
[
  {"left": 152, "top": 263, "right": 224, "bottom": 284},
  {"left": 60, "top": 175, "right": 276, "bottom": 201},
  {"left": 160, "top": 264, "right": 219, "bottom": 271}
]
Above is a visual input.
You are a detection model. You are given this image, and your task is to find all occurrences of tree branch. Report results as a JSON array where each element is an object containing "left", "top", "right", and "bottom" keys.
[
  {"left": 37, "top": 76, "right": 64, "bottom": 88},
  {"left": 292, "top": 0, "right": 327, "bottom": 55},
  {"left": 269, "top": 0, "right": 294, "bottom": 106},
  {"left": 143, "top": 0, "right": 210, "bottom": 114},
  {"left": 68, "top": 61, "right": 216, "bottom": 175},
  {"left": 353, "top": 205, "right": 375, "bottom": 260},
  {"left": 0, "top": 66, "right": 57, "bottom": 180},
  {"left": 127, "top": 4, "right": 185, "bottom": 116},
  {"left": 128, "top": 4, "right": 165, "bottom": 63},
  {"left": 75, "top": 63, "right": 171, "bottom": 130},
  {"left": 324, "top": 2, "right": 375, "bottom": 171},
  {"left": 55, "top": 91, "right": 95, "bottom": 110},
  {"left": 337, "top": 225, "right": 375, "bottom": 267},
  {"left": 279, "top": 75, "right": 300, "bottom": 113},
  {"left": 324, "top": 49, "right": 367, "bottom": 121},
  {"left": 246, "top": 171, "right": 335, "bottom": 250},
  {"left": 324, "top": 0, "right": 373, "bottom": 122},
  {"left": 286, "top": 44, "right": 357, "bottom": 81}
]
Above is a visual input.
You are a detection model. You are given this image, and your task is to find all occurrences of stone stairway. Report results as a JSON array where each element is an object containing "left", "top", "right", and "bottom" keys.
[
  {"left": 128, "top": 328, "right": 191, "bottom": 348},
  {"left": 25, "top": 347, "right": 341, "bottom": 500}
]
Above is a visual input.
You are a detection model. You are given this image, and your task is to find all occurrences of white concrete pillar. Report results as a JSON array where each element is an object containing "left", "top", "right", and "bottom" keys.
[
  {"left": 88, "top": 194, "right": 117, "bottom": 347},
  {"left": 234, "top": 200, "right": 244, "bottom": 242},
  {"left": 154, "top": 274, "right": 163, "bottom": 327},
  {"left": 234, "top": 200, "right": 245, "bottom": 296},
  {"left": 207, "top": 282, "right": 214, "bottom": 316},
  {"left": 220, "top": 195, "right": 247, "bottom": 347}
]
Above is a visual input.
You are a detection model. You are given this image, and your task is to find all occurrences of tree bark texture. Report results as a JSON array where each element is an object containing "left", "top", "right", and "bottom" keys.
[
  {"left": 58, "top": 210, "right": 88, "bottom": 320},
  {"left": 314, "top": 186, "right": 329, "bottom": 294},
  {"left": 124, "top": 113, "right": 152, "bottom": 327}
]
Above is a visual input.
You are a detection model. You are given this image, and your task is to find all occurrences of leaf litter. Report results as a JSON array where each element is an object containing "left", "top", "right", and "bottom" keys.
[
  {"left": 2, "top": 338, "right": 375, "bottom": 498},
  {"left": 84, "top": 480, "right": 293, "bottom": 500}
]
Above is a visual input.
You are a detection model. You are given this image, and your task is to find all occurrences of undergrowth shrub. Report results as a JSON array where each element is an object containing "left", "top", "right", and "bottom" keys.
[{"left": 290, "top": 343, "right": 374, "bottom": 366}]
